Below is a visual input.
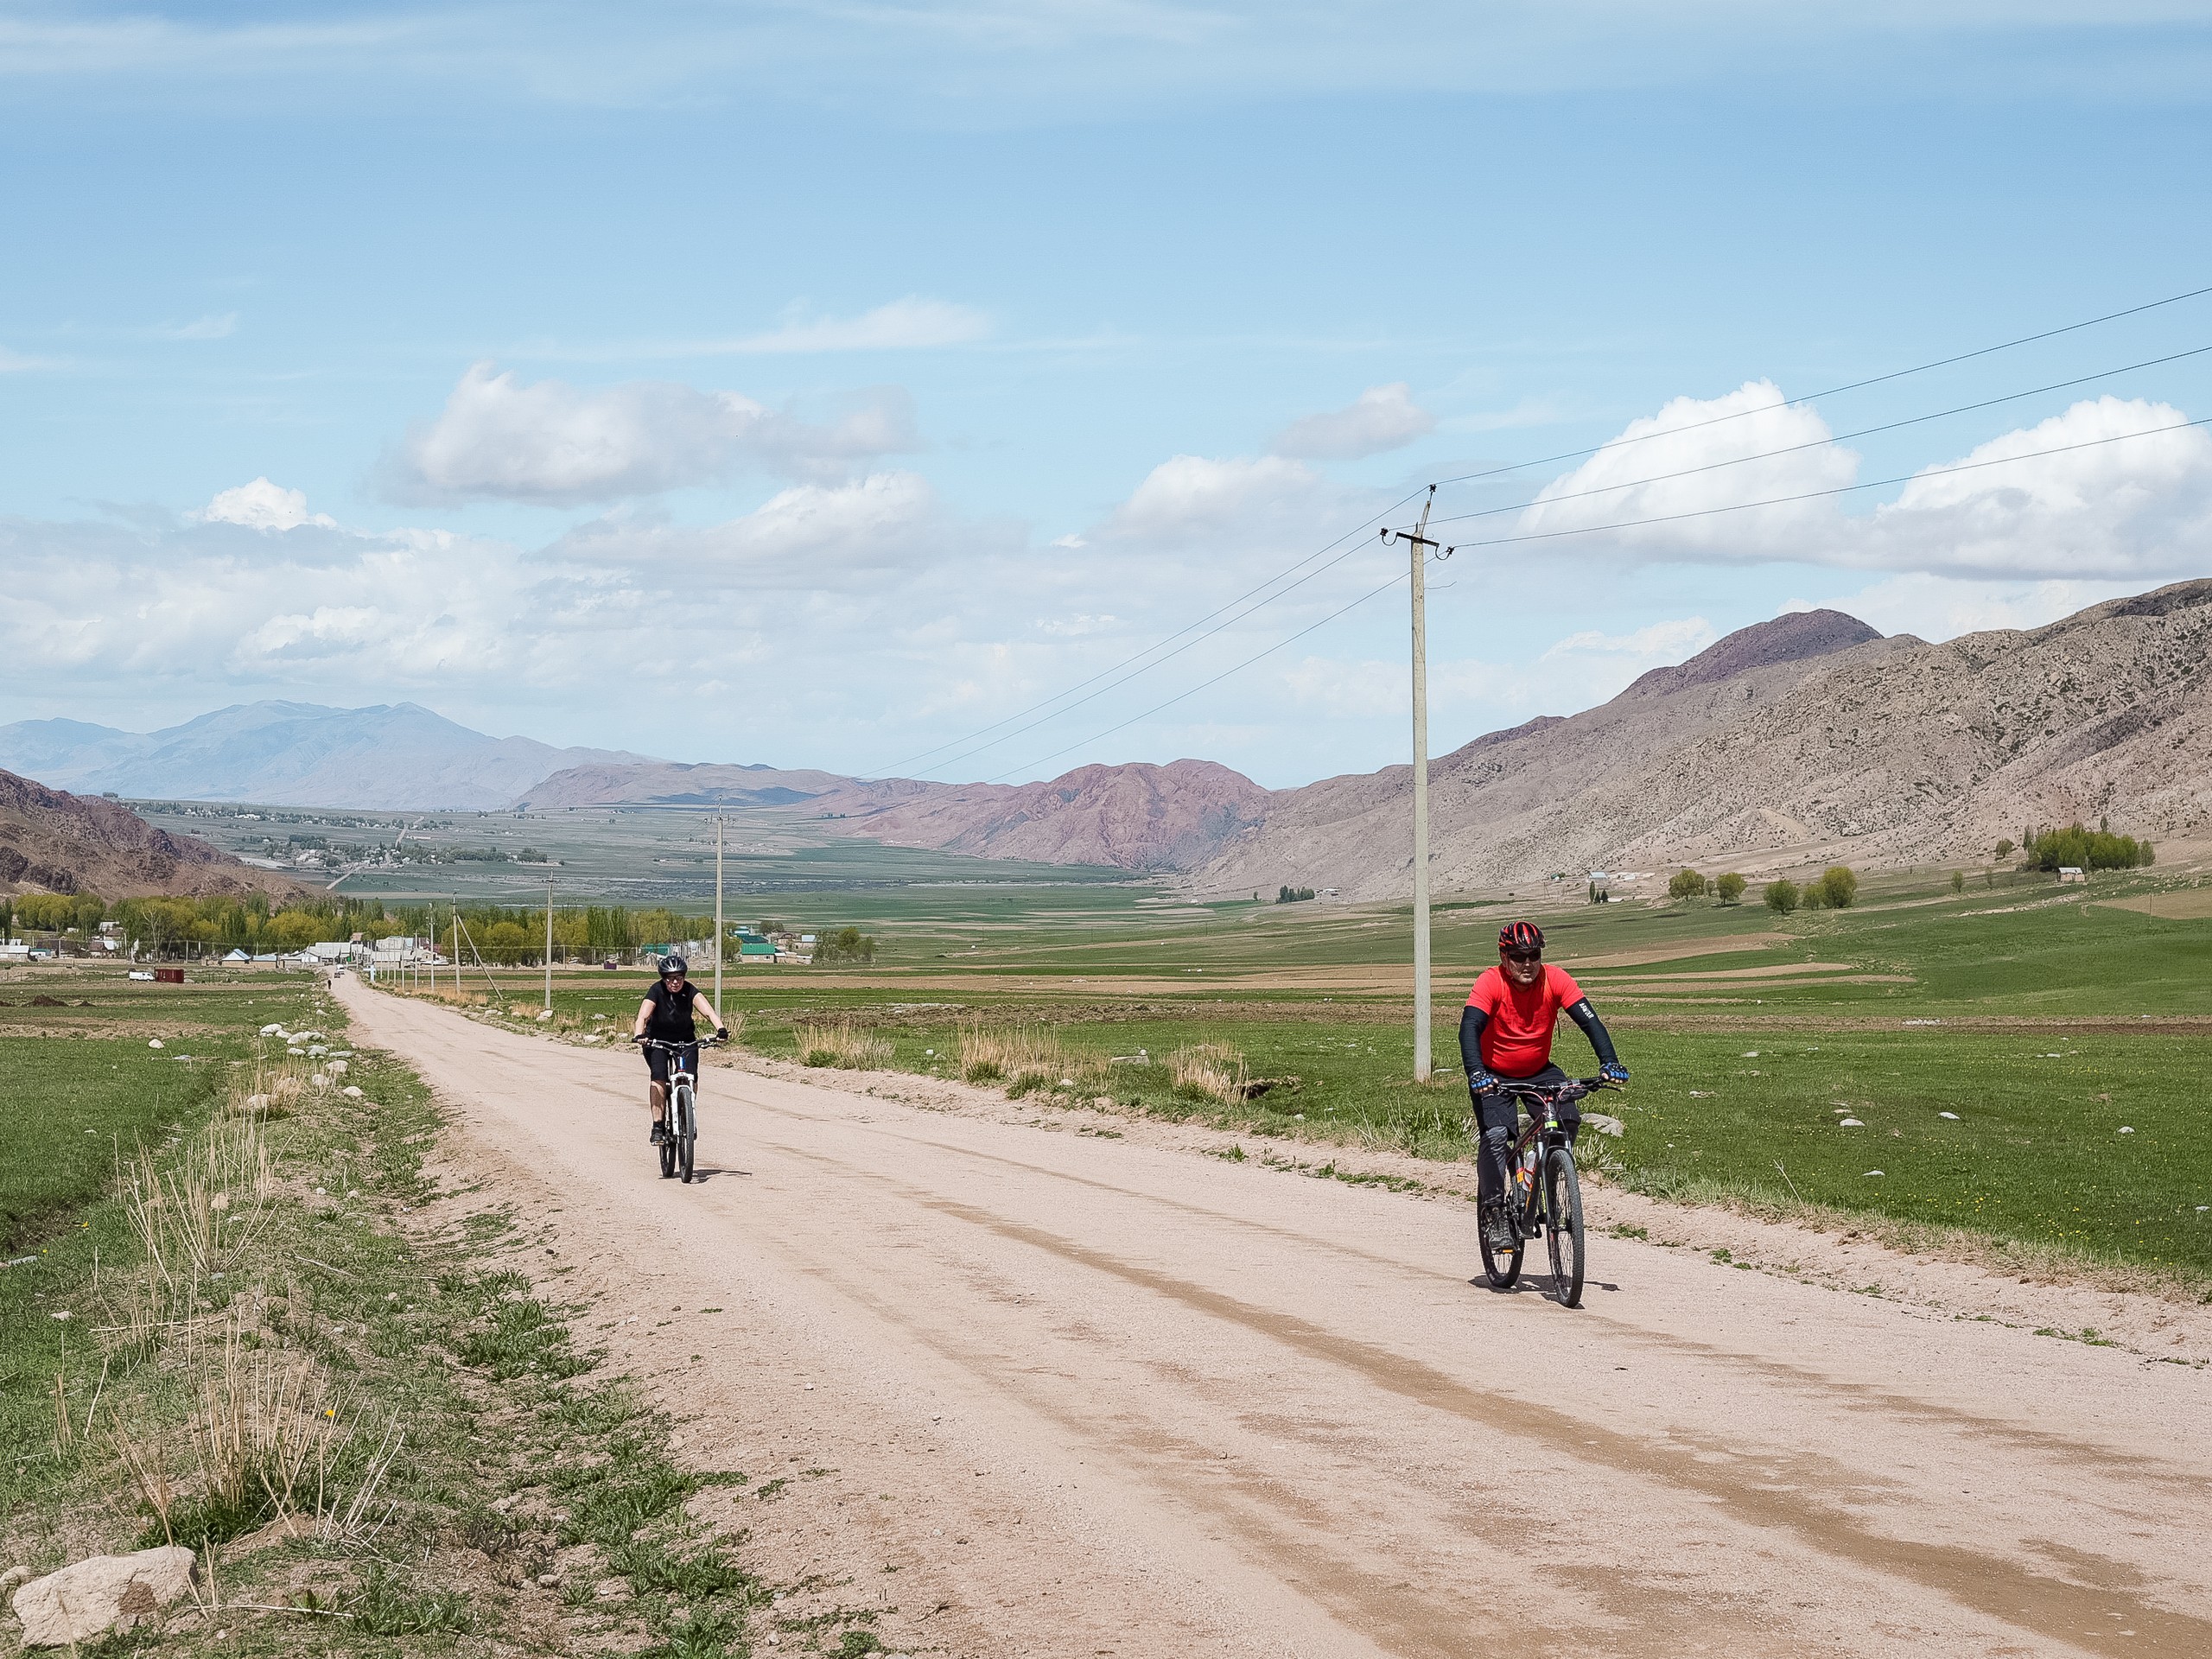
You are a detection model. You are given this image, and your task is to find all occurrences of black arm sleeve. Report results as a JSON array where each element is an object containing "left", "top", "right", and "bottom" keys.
[
  {"left": 1566, "top": 998, "right": 1619, "bottom": 1068},
  {"left": 1458, "top": 1004, "right": 1489, "bottom": 1081}
]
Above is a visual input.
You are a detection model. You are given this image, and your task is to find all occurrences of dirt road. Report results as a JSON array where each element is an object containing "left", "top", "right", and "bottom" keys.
[{"left": 336, "top": 979, "right": 2211, "bottom": 1658}]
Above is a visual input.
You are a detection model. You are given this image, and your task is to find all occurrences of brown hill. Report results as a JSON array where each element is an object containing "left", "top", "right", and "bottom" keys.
[
  {"left": 0, "top": 770, "right": 303, "bottom": 900},
  {"left": 810, "top": 760, "right": 1274, "bottom": 871},
  {"left": 515, "top": 760, "right": 871, "bottom": 810},
  {"left": 1194, "top": 581, "right": 2212, "bottom": 898}
]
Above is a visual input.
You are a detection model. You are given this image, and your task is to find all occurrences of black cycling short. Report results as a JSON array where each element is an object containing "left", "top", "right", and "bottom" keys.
[{"left": 642, "top": 1042, "right": 699, "bottom": 1088}]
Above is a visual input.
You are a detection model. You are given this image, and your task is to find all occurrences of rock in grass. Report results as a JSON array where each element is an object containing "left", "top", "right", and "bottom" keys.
[{"left": 11, "top": 1546, "right": 197, "bottom": 1647}]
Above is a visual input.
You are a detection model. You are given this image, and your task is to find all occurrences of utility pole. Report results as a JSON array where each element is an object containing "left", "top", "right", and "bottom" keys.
[
  {"left": 713, "top": 816, "right": 725, "bottom": 1013},
  {"left": 544, "top": 877, "right": 555, "bottom": 1014},
  {"left": 1385, "top": 486, "right": 1442, "bottom": 1082}
]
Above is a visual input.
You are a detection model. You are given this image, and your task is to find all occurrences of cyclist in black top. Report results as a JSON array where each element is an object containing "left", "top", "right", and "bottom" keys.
[{"left": 630, "top": 955, "right": 729, "bottom": 1145}]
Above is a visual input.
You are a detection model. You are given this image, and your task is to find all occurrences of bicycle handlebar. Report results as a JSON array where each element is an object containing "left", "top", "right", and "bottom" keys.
[
  {"left": 1493, "top": 1076, "right": 1620, "bottom": 1104},
  {"left": 632, "top": 1034, "right": 726, "bottom": 1049}
]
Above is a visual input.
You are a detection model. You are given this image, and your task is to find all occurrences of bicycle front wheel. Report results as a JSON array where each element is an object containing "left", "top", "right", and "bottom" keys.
[
  {"left": 1478, "top": 1205, "right": 1522, "bottom": 1289},
  {"left": 1543, "top": 1147, "right": 1586, "bottom": 1307},
  {"left": 676, "top": 1081, "right": 696, "bottom": 1184}
]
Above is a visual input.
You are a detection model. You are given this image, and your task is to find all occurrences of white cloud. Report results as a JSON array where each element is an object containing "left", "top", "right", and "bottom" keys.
[
  {"left": 1542, "top": 616, "right": 1716, "bottom": 663},
  {"left": 383, "top": 363, "right": 918, "bottom": 505},
  {"left": 1519, "top": 380, "right": 1853, "bottom": 553},
  {"left": 1272, "top": 383, "right": 1435, "bottom": 461},
  {"left": 1516, "top": 387, "right": 2212, "bottom": 583},
  {"left": 1106, "top": 454, "right": 1328, "bottom": 543},
  {"left": 696, "top": 298, "right": 991, "bottom": 355},
  {"left": 0, "top": 346, "right": 62, "bottom": 373},
  {"left": 192, "top": 477, "right": 335, "bottom": 531},
  {"left": 543, "top": 471, "right": 948, "bottom": 587},
  {"left": 1855, "top": 396, "right": 2212, "bottom": 579}
]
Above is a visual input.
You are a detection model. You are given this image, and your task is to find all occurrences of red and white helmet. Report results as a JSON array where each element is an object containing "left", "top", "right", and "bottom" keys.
[{"left": 1497, "top": 920, "right": 1545, "bottom": 955}]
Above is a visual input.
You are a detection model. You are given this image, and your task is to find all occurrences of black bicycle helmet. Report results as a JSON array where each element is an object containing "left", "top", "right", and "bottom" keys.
[
  {"left": 659, "top": 954, "right": 688, "bottom": 976},
  {"left": 1497, "top": 920, "right": 1544, "bottom": 954}
]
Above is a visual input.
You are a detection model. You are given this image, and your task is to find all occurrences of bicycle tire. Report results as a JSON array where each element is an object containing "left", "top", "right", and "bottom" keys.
[
  {"left": 677, "top": 1081, "right": 696, "bottom": 1184},
  {"left": 658, "top": 1106, "right": 677, "bottom": 1179},
  {"left": 1478, "top": 1202, "right": 1523, "bottom": 1289},
  {"left": 1544, "top": 1147, "right": 1586, "bottom": 1307}
]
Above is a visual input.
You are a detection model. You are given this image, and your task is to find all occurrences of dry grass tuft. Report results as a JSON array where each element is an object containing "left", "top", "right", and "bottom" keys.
[
  {"left": 1169, "top": 1043, "right": 1249, "bottom": 1106},
  {"left": 793, "top": 1015, "right": 893, "bottom": 1071},
  {"left": 957, "top": 1020, "right": 1084, "bottom": 1093}
]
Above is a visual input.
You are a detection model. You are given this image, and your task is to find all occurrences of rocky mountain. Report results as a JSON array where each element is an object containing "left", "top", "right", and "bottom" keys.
[
  {"left": 1194, "top": 584, "right": 2212, "bottom": 898},
  {"left": 810, "top": 760, "right": 1274, "bottom": 870},
  {"left": 0, "top": 702, "right": 655, "bottom": 810},
  {"left": 0, "top": 770, "right": 305, "bottom": 900}
]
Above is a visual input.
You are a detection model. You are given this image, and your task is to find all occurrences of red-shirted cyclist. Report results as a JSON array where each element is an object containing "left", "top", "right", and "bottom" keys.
[{"left": 1460, "top": 921, "right": 1630, "bottom": 1254}]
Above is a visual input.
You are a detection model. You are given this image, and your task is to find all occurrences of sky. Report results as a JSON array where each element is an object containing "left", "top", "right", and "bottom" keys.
[{"left": 4, "top": 1, "right": 2211, "bottom": 789}]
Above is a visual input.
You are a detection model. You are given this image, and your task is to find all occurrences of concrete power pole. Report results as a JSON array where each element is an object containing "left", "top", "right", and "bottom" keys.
[
  {"left": 713, "top": 816, "right": 725, "bottom": 1012},
  {"left": 1386, "top": 486, "right": 1441, "bottom": 1082},
  {"left": 544, "top": 877, "right": 555, "bottom": 1014}
]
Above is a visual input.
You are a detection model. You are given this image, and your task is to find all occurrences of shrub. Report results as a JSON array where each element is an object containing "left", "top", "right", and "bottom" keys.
[
  {"left": 1993, "top": 837, "right": 2014, "bottom": 860},
  {"left": 1667, "top": 868, "right": 1708, "bottom": 900},
  {"left": 1763, "top": 879, "right": 1799, "bottom": 914},
  {"left": 1814, "top": 865, "right": 1858, "bottom": 908},
  {"left": 1713, "top": 873, "right": 1746, "bottom": 906},
  {"left": 1949, "top": 870, "right": 1965, "bottom": 893},
  {"left": 1275, "top": 886, "right": 1315, "bottom": 903}
]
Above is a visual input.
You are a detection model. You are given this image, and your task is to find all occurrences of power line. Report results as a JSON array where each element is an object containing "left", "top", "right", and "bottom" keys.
[
  {"left": 981, "top": 413, "right": 2211, "bottom": 784},
  {"left": 1427, "top": 414, "right": 2212, "bottom": 541},
  {"left": 921, "top": 339, "right": 2209, "bottom": 779},
  {"left": 1423, "top": 340, "right": 2212, "bottom": 533},
  {"left": 863, "top": 485, "right": 1429, "bottom": 779},
  {"left": 1428, "top": 279, "right": 2212, "bottom": 492},
  {"left": 874, "top": 280, "right": 2211, "bottom": 784}
]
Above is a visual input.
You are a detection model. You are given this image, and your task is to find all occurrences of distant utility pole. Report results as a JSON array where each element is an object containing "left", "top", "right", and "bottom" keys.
[
  {"left": 1384, "top": 486, "right": 1445, "bottom": 1083},
  {"left": 713, "top": 816, "right": 725, "bottom": 1012},
  {"left": 544, "top": 877, "right": 555, "bottom": 1014}
]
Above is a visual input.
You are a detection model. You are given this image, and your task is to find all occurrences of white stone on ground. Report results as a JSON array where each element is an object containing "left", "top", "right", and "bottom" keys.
[{"left": 10, "top": 1546, "right": 197, "bottom": 1647}]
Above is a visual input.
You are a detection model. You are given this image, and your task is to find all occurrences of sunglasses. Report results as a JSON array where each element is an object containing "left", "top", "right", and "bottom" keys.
[{"left": 1503, "top": 950, "right": 1541, "bottom": 964}]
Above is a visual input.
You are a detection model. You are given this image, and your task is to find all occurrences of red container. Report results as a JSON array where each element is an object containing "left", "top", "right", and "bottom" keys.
[{"left": 153, "top": 968, "right": 185, "bottom": 984}]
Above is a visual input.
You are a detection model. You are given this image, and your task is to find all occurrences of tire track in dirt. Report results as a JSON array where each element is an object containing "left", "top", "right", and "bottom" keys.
[{"left": 338, "top": 976, "right": 2212, "bottom": 1658}]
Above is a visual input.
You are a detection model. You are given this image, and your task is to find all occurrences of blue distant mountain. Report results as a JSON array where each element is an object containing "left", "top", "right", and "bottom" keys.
[{"left": 0, "top": 702, "right": 657, "bottom": 810}]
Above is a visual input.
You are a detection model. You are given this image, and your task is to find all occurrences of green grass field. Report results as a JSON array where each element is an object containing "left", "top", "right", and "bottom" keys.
[
  {"left": 423, "top": 858, "right": 2212, "bottom": 1276},
  {"left": 0, "top": 966, "right": 320, "bottom": 1251}
]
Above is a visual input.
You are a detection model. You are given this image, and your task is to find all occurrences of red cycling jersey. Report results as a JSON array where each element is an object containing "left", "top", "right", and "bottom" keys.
[{"left": 1465, "top": 963, "right": 1585, "bottom": 1077}]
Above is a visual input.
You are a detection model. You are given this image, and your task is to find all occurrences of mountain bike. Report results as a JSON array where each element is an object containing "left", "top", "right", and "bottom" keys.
[
  {"left": 636, "top": 1036, "right": 721, "bottom": 1185},
  {"left": 1477, "top": 1076, "right": 1619, "bottom": 1307}
]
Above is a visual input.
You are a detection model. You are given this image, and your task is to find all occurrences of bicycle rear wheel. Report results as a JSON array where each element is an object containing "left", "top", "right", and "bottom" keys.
[
  {"left": 676, "top": 1081, "right": 696, "bottom": 1184},
  {"left": 1543, "top": 1147, "right": 1586, "bottom": 1307}
]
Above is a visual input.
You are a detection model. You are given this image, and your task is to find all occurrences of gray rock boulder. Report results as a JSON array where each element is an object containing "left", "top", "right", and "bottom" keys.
[{"left": 10, "top": 1546, "right": 197, "bottom": 1647}]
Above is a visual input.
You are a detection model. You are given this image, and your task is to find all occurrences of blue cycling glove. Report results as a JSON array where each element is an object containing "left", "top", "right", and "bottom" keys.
[
  {"left": 1599, "top": 1061, "right": 1630, "bottom": 1084},
  {"left": 1467, "top": 1069, "right": 1500, "bottom": 1096}
]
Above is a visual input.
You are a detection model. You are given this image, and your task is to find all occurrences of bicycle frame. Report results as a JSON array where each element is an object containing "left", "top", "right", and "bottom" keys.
[{"left": 1490, "top": 1077, "right": 1615, "bottom": 1234}]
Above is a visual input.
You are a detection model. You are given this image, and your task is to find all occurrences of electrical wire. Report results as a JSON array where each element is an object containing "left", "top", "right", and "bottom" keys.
[
  {"left": 919, "top": 339, "right": 2208, "bottom": 778},
  {"left": 1427, "top": 280, "right": 2212, "bottom": 492},
  {"left": 864, "top": 484, "right": 1429, "bottom": 779},
  {"left": 1417, "top": 341, "right": 2212, "bottom": 534},
  {"left": 871, "top": 282, "right": 2210, "bottom": 784},
  {"left": 978, "top": 414, "right": 2212, "bottom": 784}
]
